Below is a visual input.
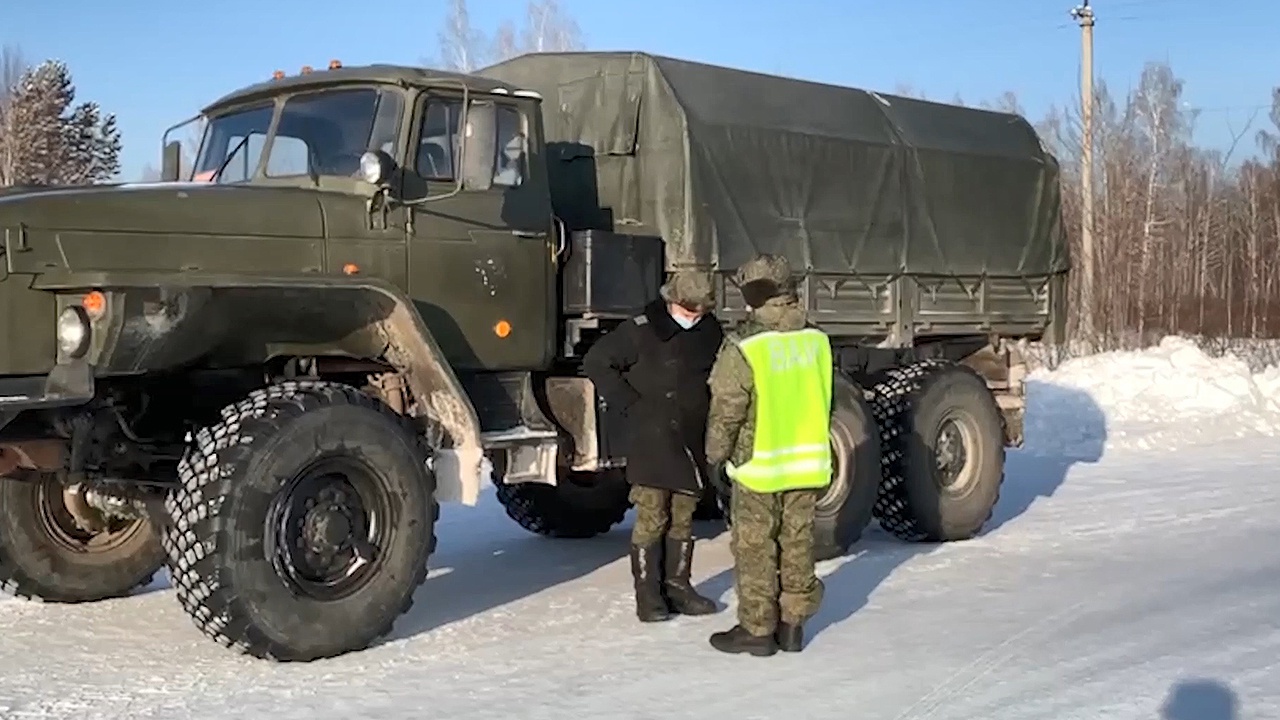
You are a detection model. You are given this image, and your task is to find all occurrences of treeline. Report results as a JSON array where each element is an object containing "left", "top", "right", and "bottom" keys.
[
  {"left": 1039, "top": 66, "right": 1280, "bottom": 348},
  {"left": 902, "top": 63, "right": 1280, "bottom": 347}
]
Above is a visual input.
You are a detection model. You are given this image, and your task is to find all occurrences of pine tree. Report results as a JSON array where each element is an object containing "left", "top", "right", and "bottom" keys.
[{"left": 0, "top": 58, "right": 121, "bottom": 187}]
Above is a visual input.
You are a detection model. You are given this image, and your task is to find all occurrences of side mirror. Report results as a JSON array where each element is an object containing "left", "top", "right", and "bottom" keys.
[
  {"left": 460, "top": 101, "right": 496, "bottom": 192},
  {"left": 161, "top": 141, "right": 182, "bottom": 182}
]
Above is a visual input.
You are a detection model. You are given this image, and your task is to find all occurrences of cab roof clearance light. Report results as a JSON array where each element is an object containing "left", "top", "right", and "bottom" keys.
[{"left": 271, "top": 60, "right": 343, "bottom": 81}]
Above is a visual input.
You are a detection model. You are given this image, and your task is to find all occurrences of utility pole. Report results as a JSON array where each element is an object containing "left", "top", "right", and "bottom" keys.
[{"left": 1071, "top": 0, "right": 1096, "bottom": 339}]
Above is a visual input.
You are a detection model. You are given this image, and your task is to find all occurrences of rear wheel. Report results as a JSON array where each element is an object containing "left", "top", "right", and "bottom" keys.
[
  {"left": 492, "top": 454, "right": 631, "bottom": 539},
  {"left": 712, "top": 375, "right": 881, "bottom": 561},
  {"left": 812, "top": 376, "right": 882, "bottom": 560},
  {"left": 869, "top": 361, "right": 1005, "bottom": 542},
  {"left": 0, "top": 474, "right": 164, "bottom": 603}
]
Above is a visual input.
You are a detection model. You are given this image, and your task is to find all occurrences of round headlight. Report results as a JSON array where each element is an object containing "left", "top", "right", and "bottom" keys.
[
  {"left": 359, "top": 151, "right": 388, "bottom": 185},
  {"left": 57, "top": 306, "right": 90, "bottom": 358}
]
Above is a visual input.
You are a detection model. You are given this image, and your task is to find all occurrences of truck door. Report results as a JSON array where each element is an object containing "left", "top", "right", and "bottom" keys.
[{"left": 405, "top": 92, "right": 557, "bottom": 373}]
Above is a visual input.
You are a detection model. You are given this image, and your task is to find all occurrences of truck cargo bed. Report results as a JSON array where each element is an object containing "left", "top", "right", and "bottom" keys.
[
  {"left": 482, "top": 52, "right": 1069, "bottom": 344},
  {"left": 790, "top": 272, "right": 1063, "bottom": 344}
]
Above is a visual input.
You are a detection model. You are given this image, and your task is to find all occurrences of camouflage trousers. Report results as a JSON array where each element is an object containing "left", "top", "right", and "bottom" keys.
[
  {"left": 730, "top": 484, "right": 825, "bottom": 636},
  {"left": 629, "top": 486, "right": 699, "bottom": 546}
]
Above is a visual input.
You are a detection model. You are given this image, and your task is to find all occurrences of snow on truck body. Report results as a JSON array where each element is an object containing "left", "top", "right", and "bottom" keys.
[{"left": 0, "top": 53, "right": 1067, "bottom": 661}]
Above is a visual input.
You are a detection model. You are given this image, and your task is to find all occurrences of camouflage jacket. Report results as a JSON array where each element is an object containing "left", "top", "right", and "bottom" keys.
[{"left": 705, "top": 297, "right": 823, "bottom": 468}]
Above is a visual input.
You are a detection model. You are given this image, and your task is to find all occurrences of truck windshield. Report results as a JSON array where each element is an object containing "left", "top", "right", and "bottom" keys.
[{"left": 192, "top": 87, "right": 403, "bottom": 183}]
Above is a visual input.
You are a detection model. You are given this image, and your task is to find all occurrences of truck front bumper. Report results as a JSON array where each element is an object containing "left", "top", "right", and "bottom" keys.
[{"left": 0, "top": 361, "right": 95, "bottom": 431}]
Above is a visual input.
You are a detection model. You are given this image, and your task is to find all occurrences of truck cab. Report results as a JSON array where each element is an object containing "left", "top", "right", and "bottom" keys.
[{"left": 165, "top": 62, "right": 561, "bottom": 373}]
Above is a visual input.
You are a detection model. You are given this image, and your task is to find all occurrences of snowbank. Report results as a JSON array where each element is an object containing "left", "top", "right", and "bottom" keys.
[{"left": 1024, "top": 336, "right": 1280, "bottom": 455}]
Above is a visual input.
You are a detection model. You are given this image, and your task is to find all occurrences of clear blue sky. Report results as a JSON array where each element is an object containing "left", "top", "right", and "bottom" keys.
[{"left": 3, "top": 0, "right": 1276, "bottom": 180}]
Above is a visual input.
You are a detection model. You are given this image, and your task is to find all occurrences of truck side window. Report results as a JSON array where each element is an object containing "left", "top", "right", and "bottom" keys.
[
  {"left": 493, "top": 105, "right": 525, "bottom": 188},
  {"left": 415, "top": 100, "right": 526, "bottom": 187},
  {"left": 417, "top": 100, "right": 462, "bottom": 181}
]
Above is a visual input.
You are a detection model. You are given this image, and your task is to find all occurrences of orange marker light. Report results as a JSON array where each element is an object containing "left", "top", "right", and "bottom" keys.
[
  {"left": 272, "top": 70, "right": 285, "bottom": 80},
  {"left": 342, "top": 263, "right": 360, "bottom": 276},
  {"left": 82, "top": 290, "right": 106, "bottom": 319},
  {"left": 300, "top": 65, "right": 313, "bottom": 74},
  {"left": 328, "top": 59, "right": 343, "bottom": 70},
  {"left": 493, "top": 320, "right": 512, "bottom": 338}
]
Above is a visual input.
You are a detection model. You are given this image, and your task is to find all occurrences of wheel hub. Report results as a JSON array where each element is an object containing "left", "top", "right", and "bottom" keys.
[
  {"left": 303, "top": 504, "right": 352, "bottom": 552},
  {"left": 63, "top": 485, "right": 109, "bottom": 533},
  {"left": 38, "top": 478, "right": 148, "bottom": 553},
  {"left": 269, "top": 457, "right": 389, "bottom": 601},
  {"left": 934, "top": 416, "right": 974, "bottom": 491}
]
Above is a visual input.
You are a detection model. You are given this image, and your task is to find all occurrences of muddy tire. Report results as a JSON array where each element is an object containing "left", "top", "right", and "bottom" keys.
[
  {"left": 869, "top": 361, "right": 1005, "bottom": 542},
  {"left": 163, "top": 381, "right": 437, "bottom": 662},
  {"left": 711, "top": 375, "right": 880, "bottom": 561},
  {"left": 0, "top": 475, "right": 165, "bottom": 602},
  {"left": 492, "top": 457, "right": 631, "bottom": 539}
]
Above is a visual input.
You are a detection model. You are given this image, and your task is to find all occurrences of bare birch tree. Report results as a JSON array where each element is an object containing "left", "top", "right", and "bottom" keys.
[
  {"left": 519, "top": 0, "right": 584, "bottom": 55},
  {"left": 492, "top": 21, "right": 520, "bottom": 63},
  {"left": 438, "top": 0, "right": 488, "bottom": 72},
  {"left": 486, "top": 0, "right": 586, "bottom": 64},
  {"left": 0, "top": 44, "right": 29, "bottom": 186}
]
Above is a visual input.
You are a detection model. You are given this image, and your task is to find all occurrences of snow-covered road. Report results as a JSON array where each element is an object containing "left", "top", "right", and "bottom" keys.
[{"left": 2, "top": 338, "right": 1279, "bottom": 719}]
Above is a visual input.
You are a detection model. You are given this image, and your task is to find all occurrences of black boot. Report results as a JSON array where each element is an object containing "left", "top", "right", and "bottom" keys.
[
  {"left": 709, "top": 625, "right": 778, "bottom": 657},
  {"left": 663, "top": 537, "right": 717, "bottom": 616},
  {"left": 776, "top": 622, "right": 804, "bottom": 652},
  {"left": 630, "top": 543, "right": 671, "bottom": 623}
]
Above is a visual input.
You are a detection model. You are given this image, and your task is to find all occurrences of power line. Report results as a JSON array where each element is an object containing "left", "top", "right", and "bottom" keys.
[
  {"left": 1107, "top": 0, "right": 1196, "bottom": 9},
  {"left": 1187, "top": 104, "right": 1273, "bottom": 114}
]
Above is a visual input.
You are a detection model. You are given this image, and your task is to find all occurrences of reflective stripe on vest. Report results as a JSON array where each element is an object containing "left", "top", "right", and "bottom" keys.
[{"left": 725, "top": 328, "right": 834, "bottom": 493}]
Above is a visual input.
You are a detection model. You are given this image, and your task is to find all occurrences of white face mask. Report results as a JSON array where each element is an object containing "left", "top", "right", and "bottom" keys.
[{"left": 670, "top": 309, "right": 702, "bottom": 329}]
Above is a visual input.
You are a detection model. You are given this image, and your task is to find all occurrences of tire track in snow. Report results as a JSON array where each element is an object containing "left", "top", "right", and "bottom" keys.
[{"left": 890, "top": 600, "right": 1092, "bottom": 720}]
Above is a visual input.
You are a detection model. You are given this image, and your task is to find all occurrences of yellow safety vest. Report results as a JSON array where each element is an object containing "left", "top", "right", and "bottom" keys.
[{"left": 726, "top": 328, "right": 833, "bottom": 493}]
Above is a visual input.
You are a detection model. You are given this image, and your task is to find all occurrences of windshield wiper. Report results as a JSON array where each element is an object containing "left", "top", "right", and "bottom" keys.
[{"left": 209, "top": 135, "right": 251, "bottom": 183}]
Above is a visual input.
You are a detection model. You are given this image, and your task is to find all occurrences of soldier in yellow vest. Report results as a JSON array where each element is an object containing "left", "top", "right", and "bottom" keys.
[{"left": 705, "top": 254, "right": 833, "bottom": 656}]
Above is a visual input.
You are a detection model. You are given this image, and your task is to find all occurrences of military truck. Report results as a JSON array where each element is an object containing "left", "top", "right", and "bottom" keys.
[{"left": 0, "top": 52, "right": 1067, "bottom": 661}]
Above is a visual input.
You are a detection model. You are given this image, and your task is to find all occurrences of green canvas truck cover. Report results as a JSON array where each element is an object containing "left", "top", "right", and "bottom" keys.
[{"left": 481, "top": 52, "right": 1068, "bottom": 280}]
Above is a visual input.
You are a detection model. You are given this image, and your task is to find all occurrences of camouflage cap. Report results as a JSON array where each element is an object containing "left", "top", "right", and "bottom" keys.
[
  {"left": 659, "top": 270, "right": 716, "bottom": 311},
  {"left": 735, "top": 254, "right": 796, "bottom": 307},
  {"left": 735, "top": 254, "right": 793, "bottom": 286}
]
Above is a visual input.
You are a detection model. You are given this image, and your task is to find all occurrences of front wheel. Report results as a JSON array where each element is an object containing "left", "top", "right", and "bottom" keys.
[
  {"left": 0, "top": 474, "right": 165, "bottom": 603},
  {"left": 164, "top": 381, "right": 437, "bottom": 662}
]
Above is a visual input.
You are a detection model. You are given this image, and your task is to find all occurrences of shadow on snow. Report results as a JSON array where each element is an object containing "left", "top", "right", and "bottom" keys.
[
  {"left": 1161, "top": 678, "right": 1240, "bottom": 720},
  {"left": 131, "top": 381, "right": 1109, "bottom": 651}
]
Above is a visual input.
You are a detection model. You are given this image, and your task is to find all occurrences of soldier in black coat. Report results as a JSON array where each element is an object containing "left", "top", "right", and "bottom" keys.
[{"left": 583, "top": 271, "right": 724, "bottom": 622}]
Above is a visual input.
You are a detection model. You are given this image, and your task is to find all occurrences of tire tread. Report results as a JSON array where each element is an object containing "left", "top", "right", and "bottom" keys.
[
  {"left": 162, "top": 380, "right": 438, "bottom": 661},
  {"left": 868, "top": 361, "right": 1006, "bottom": 542}
]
